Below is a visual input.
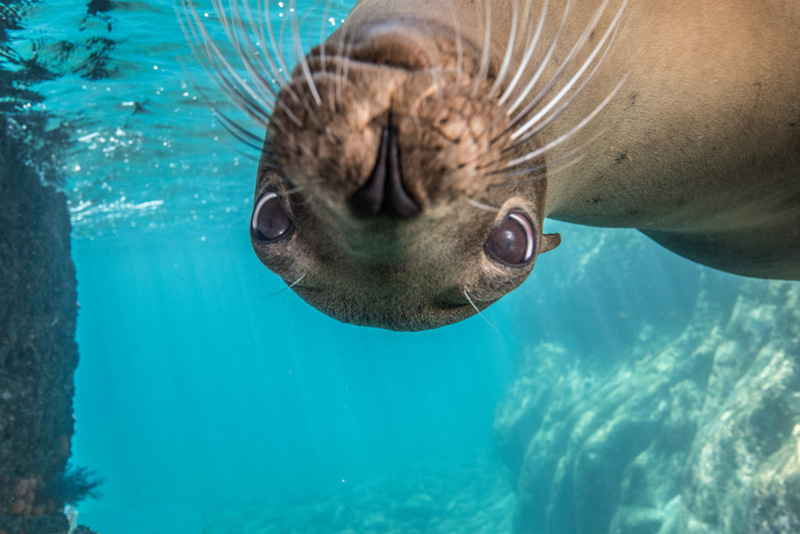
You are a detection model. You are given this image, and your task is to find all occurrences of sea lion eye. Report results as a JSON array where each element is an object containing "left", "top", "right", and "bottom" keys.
[
  {"left": 251, "top": 191, "right": 294, "bottom": 243},
  {"left": 485, "top": 211, "right": 536, "bottom": 267}
]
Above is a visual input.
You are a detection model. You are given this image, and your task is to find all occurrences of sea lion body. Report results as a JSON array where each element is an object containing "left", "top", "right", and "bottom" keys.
[
  {"left": 533, "top": 0, "right": 800, "bottom": 279},
  {"left": 188, "top": 0, "right": 800, "bottom": 329}
]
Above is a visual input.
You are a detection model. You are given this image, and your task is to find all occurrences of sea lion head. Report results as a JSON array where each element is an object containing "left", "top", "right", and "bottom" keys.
[
  {"left": 250, "top": 19, "right": 561, "bottom": 331},
  {"left": 179, "top": 0, "right": 628, "bottom": 330}
]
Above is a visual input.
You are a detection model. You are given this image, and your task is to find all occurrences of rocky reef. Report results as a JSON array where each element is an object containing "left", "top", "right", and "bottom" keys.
[
  {"left": 495, "top": 273, "right": 800, "bottom": 534},
  {"left": 205, "top": 455, "right": 515, "bottom": 534},
  {"left": 0, "top": 0, "right": 118, "bottom": 530},
  {"left": 0, "top": 115, "right": 79, "bottom": 534}
]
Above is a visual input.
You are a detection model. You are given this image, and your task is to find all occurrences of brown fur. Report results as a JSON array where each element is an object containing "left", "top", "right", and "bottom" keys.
[{"left": 242, "top": 0, "right": 800, "bottom": 330}]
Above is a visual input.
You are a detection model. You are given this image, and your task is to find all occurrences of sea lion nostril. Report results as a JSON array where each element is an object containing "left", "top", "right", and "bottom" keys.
[{"left": 349, "top": 125, "right": 421, "bottom": 219}]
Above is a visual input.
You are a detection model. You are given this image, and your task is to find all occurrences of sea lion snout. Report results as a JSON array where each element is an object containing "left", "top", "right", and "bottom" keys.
[{"left": 349, "top": 124, "right": 421, "bottom": 219}]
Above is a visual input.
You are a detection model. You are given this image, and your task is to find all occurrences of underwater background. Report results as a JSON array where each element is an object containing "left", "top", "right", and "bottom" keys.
[{"left": 2, "top": 1, "right": 798, "bottom": 533}]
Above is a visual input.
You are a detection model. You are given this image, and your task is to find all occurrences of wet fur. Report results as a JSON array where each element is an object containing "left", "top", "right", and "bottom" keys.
[{"left": 181, "top": 0, "right": 800, "bottom": 329}]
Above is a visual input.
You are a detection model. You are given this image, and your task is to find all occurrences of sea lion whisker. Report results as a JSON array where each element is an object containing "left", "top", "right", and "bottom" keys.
[
  {"left": 191, "top": 0, "right": 293, "bottom": 131},
  {"left": 287, "top": 273, "right": 307, "bottom": 289},
  {"left": 485, "top": 0, "right": 534, "bottom": 138},
  {"left": 540, "top": 152, "right": 586, "bottom": 177},
  {"left": 445, "top": 0, "right": 464, "bottom": 82},
  {"left": 329, "top": 38, "right": 348, "bottom": 107},
  {"left": 211, "top": 105, "right": 266, "bottom": 155},
  {"left": 178, "top": 0, "right": 215, "bottom": 62},
  {"left": 491, "top": 168, "right": 546, "bottom": 188},
  {"left": 235, "top": 0, "right": 293, "bottom": 95},
  {"left": 488, "top": 0, "right": 520, "bottom": 100},
  {"left": 498, "top": 0, "right": 549, "bottom": 107},
  {"left": 489, "top": 126, "right": 605, "bottom": 178},
  {"left": 466, "top": 198, "right": 502, "bottom": 212},
  {"left": 285, "top": 185, "right": 306, "bottom": 196},
  {"left": 471, "top": 0, "right": 493, "bottom": 97},
  {"left": 179, "top": 1, "right": 271, "bottom": 110},
  {"left": 314, "top": 5, "right": 341, "bottom": 114},
  {"left": 221, "top": 0, "right": 287, "bottom": 110},
  {"left": 261, "top": 273, "right": 307, "bottom": 298},
  {"left": 507, "top": 72, "right": 628, "bottom": 167},
  {"left": 297, "top": 2, "right": 338, "bottom": 109},
  {"left": 508, "top": 0, "right": 613, "bottom": 132},
  {"left": 510, "top": 0, "right": 626, "bottom": 143},
  {"left": 503, "top": 0, "right": 571, "bottom": 117},
  {"left": 317, "top": 0, "right": 336, "bottom": 79},
  {"left": 489, "top": 159, "right": 546, "bottom": 181},
  {"left": 232, "top": 0, "right": 284, "bottom": 85},
  {"left": 179, "top": 55, "right": 267, "bottom": 153},
  {"left": 490, "top": 152, "right": 587, "bottom": 188},
  {"left": 274, "top": 2, "right": 326, "bottom": 133},
  {"left": 491, "top": 135, "right": 597, "bottom": 184},
  {"left": 434, "top": 70, "right": 445, "bottom": 104},
  {"left": 507, "top": 14, "right": 620, "bottom": 150},
  {"left": 289, "top": 0, "right": 323, "bottom": 107},
  {"left": 463, "top": 290, "right": 499, "bottom": 330},
  {"left": 318, "top": 7, "right": 328, "bottom": 74},
  {"left": 334, "top": 41, "right": 350, "bottom": 107},
  {"left": 257, "top": 0, "right": 306, "bottom": 108},
  {"left": 339, "top": 39, "right": 355, "bottom": 105},
  {"left": 252, "top": 0, "right": 291, "bottom": 85},
  {"left": 179, "top": 2, "right": 278, "bottom": 128}
]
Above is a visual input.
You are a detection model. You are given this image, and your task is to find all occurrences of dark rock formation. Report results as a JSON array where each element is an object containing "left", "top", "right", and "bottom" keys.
[
  {"left": 0, "top": 115, "right": 78, "bottom": 534},
  {"left": 495, "top": 277, "right": 800, "bottom": 534}
]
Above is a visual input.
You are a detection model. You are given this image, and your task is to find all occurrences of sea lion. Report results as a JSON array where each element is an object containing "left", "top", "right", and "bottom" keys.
[{"left": 182, "top": 0, "right": 800, "bottom": 330}]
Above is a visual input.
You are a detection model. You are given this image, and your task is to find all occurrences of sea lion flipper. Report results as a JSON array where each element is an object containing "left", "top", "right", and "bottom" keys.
[{"left": 540, "top": 233, "right": 562, "bottom": 254}]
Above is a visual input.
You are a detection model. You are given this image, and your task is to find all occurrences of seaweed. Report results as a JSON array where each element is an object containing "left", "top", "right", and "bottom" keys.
[{"left": 41, "top": 464, "right": 103, "bottom": 506}]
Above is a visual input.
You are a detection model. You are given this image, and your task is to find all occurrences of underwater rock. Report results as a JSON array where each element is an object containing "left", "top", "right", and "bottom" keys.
[
  {"left": 204, "top": 456, "right": 514, "bottom": 533},
  {"left": 495, "top": 276, "right": 800, "bottom": 534},
  {"left": 0, "top": 116, "right": 79, "bottom": 533}
]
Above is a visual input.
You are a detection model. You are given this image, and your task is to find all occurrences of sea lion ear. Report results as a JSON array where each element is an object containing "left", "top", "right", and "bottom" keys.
[{"left": 539, "top": 233, "right": 562, "bottom": 254}]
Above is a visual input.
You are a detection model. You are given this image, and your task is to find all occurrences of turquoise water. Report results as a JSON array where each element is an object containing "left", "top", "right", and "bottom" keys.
[{"left": 3, "top": 1, "right": 750, "bottom": 533}]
